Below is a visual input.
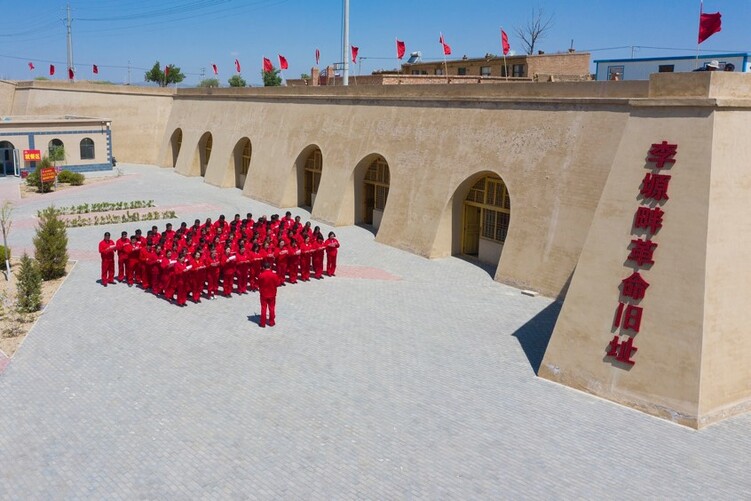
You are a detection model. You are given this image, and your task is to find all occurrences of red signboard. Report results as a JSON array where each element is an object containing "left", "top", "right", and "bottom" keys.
[
  {"left": 41, "top": 167, "right": 57, "bottom": 183},
  {"left": 23, "top": 149, "right": 41, "bottom": 162}
]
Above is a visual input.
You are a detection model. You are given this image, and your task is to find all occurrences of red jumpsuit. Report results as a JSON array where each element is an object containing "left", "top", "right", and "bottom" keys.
[
  {"left": 222, "top": 253, "right": 237, "bottom": 297},
  {"left": 275, "top": 248, "right": 289, "bottom": 284},
  {"left": 140, "top": 249, "right": 156, "bottom": 290},
  {"left": 98, "top": 239, "right": 117, "bottom": 285},
  {"left": 207, "top": 256, "right": 221, "bottom": 298},
  {"left": 126, "top": 242, "right": 142, "bottom": 286},
  {"left": 257, "top": 269, "right": 279, "bottom": 327},
  {"left": 312, "top": 242, "right": 325, "bottom": 279},
  {"left": 147, "top": 251, "right": 161, "bottom": 294},
  {"left": 115, "top": 237, "right": 129, "bottom": 281},
  {"left": 191, "top": 257, "right": 206, "bottom": 302},
  {"left": 324, "top": 238, "right": 340, "bottom": 276},
  {"left": 174, "top": 261, "right": 188, "bottom": 306},
  {"left": 249, "top": 252, "right": 262, "bottom": 291},
  {"left": 287, "top": 248, "right": 300, "bottom": 284},
  {"left": 299, "top": 242, "right": 312, "bottom": 281},
  {"left": 236, "top": 251, "right": 250, "bottom": 294},
  {"left": 162, "top": 258, "right": 178, "bottom": 299}
]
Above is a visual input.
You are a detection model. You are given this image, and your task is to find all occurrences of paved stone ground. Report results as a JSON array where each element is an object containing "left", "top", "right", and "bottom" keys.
[{"left": 0, "top": 165, "right": 750, "bottom": 499}]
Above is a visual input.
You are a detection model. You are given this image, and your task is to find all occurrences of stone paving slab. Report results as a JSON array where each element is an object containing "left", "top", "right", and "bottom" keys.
[{"left": 0, "top": 165, "right": 750, "bottom": 499}]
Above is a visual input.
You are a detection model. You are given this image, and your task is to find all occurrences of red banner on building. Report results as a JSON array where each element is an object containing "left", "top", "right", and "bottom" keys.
[{"left": 23, "top": 149, "right": 41, "bottom": 162}]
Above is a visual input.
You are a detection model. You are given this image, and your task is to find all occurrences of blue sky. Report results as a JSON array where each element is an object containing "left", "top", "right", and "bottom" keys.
[{"left": 0, "top": 1, "right": 747, "bottom": 85}]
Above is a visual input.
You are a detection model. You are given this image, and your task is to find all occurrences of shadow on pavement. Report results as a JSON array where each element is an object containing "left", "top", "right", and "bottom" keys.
[{"left": 512, "top": 300, "right": 562, "bottom": 375}]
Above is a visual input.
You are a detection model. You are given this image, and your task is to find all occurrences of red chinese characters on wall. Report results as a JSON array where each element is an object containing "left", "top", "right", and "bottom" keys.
[{"left": 606, "top": 140, "right": 677, "bottom": 367}]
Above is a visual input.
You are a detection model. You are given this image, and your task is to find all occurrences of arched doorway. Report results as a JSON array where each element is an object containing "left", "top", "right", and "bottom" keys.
[
  {"left": 233, "top": 137, "right": 251, "bottom": 189},
  {"left": 459, "top": 174, "right": 511, "bottom": 265},
  {"left": 302, "top": 147, "right": 322, "bottom": 207},
  {"left": 197, "top": 132, "right": 212, "bottom": 177},
  {"left": 360, "top": 156, "right": 390, "bottom": 229},
  {"left": 0, "top": 141, "right": 16, "bottom": 176},
  {"left": 169, "top": 128, "right": 182, "bottom": 167}
]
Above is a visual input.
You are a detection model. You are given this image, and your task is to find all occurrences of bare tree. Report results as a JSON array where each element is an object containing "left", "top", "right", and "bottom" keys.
[
  {"left": 1, "top": 201, "right": 13, "bottom": 278},
  {"left": 515, "top": 8, "right": 554, "bottom": 55}
]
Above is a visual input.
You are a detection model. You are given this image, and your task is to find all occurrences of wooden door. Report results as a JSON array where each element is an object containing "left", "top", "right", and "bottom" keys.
[{"left": 463, "top": 205, "right": 481, "bottom": 255}]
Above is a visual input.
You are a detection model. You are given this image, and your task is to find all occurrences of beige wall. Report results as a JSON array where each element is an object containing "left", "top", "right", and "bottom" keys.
[
  {"left": 0, "top": 81, "right": 16, "bottom": 115},
  {"left": 10, "top": 81, "right": 173, "bottom": 165},
  {"left": 161, "top": 84, "right": 644, "bottom": 297}
]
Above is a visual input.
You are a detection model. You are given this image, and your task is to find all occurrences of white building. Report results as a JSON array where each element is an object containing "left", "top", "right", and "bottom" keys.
[{"left": 594, "top": 53, "right": 750, "bottom": 81}]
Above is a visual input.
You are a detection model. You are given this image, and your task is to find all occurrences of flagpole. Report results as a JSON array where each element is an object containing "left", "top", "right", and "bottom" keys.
[
  {"left": 501, "top": 27, "right": 509, "bottom": 82},
  {"left": 695, "top": 1, "right": 702, "bottom": 69},
  {"left": 440, "top": 33, "right": 449, "bottom": 84}
]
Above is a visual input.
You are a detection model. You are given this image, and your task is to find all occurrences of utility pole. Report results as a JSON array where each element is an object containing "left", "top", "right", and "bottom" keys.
[
  {"left": 200, "top": 67, "right": 206, "bottom": 80},
  {"left": 127, "top": 60, "right": 132, "bottom": 85},
  {"left": 66, "top": 2, "right": 75, "bottom": 80},
  {"left": 342, "top": 0, "right": 349, "bottom": 86}
]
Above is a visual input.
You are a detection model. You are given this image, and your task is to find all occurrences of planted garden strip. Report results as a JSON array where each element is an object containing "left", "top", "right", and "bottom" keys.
[{"left": 47, "top": 200, "right": 156, "bottom": 216}]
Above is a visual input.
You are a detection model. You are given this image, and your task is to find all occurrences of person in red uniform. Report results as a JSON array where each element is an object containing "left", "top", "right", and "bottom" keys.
[
  {"left": 299, "top": 234, "right": 313, "bottom": 282},
  {"left": 221, "top": 244, "right": 237, "bottom": 297},
  {"left": 140, "top": 244, "right": 154, "bottom": 290},
  {"left": 287, "top": 239, "right": 300, "bottom": 284},
  {"left": 236, "top": 244, "right": 250, "bottom": 294},
  {"left": 126, "top": 235, "right": 143, "bottom": 286},
  {"left": 161, "top": 250, "right": 178, "bottom": 300},
  {"left": 324, "top": 231, "right": 340, "bottom": 277},
  {"left": 98, "top": 232, "right": 117, "bottom": 286},
  {"left": 257, "top": 261, "right": 280, "bottom": 328},
  {"left": 275, "top": 240, "right": 289, "bottom": 285},
  {"left": 312, "top": 234, "right": 325, "bottom": 279},
  {"left": 190, "top": 250, "right": 206, "bottom": 302},
  {"left": 115, "top": 231, "right": 129, "bottom": 282},
  {"left": 173, "top": 251, "right": 189, "bottom": 306},
  {"left": 248, "top": 243, "right": 262, "bottom": 291},
  {"left": 206, "top": 249, "right": 221, "bottom": 299},
  {"left": 149, "top": 245, "right": 163, "bottom": 295}
]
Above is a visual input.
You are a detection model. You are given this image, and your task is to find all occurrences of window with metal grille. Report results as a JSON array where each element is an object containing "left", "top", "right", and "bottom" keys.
[
  {"left": 365, "top": 157, "right": 390, "bottom": 210},
  {"left": 465, "top": 175, "right": 511, "bottom": 244},
  {"left": 241, "top": 140, "right": 251, "bottom": 175},
  {"left": 512, "top": 64, "right": 525, "bottom": 77},
  {"left": 80, "top": 138, "right": 95, "bottom": 160},
  {"left": 480, "top": 66, "right": 491, "bottom": 76}
]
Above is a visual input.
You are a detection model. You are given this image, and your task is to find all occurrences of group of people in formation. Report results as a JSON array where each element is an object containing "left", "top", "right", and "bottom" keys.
[{"left": 97, "top": 211, "right": 341, "bottom": 314}]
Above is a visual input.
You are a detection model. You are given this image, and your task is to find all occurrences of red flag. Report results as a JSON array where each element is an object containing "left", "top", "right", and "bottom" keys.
[
  {"left": 351, "top": 45, "right": 359, "bottom": 63},
  {"left": 278, "top": 55, "right": 288, "bottom": 70},
  {"left": 315, "top": 48, "right": 320, "bottom": 65},
  {"left": 698, "top": 11, "right": 722, "bottom": 44},
  {"left": 49, "top": 64, "right": 55, "bottom": 76},
  {"left": 68, "top": 68, "right": 74, "bottom": 80},
  {"left": 501, "top": 29, "right": 510, "bottom": 56},
  {"left": 263, "top": 57, "right": 273, "bottom": 72},
  {"left": 28, "top": 62, "right": 35, "bottom": 71},
  {"left": 165, "top": 65, "right": 170, "bottom": 80},
  {"left": 93, "top": 64, "right": 99, "bottom": 74},
  {"left": 396, "top": 39, "right": 406, "bottom": 59},
  {"left": 439, "top": 33, "right": 451, "bottom": 55},
  {"left": 235, "top": 59, "right": 241, "bottom": 73},
  {"left": 212, "top": 64, "right": 218, "bottom": 75}
]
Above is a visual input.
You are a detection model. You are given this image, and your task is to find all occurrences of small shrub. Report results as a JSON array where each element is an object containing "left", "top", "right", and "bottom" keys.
[
  {"left": 0, "top": 245, "right": 9, "bottom": 270},
  {"left": 57, "top": 170, "right": 85, "bottom": 185},
  {"left": 25, "top": 157, "right": 55, "bottom": 192},
  {"left": 16, "top": 253, "right": 42, "bottom": 313}
]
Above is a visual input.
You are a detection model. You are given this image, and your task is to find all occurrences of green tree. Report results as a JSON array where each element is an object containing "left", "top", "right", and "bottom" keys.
[
  {"left": 300, "top": 73, "right": 311, "bottom": 79},
  {"left": 228, "top": 74, "right": 247, "bottom": 87},
  {"left": 262, "top": 68, "right": 282, "bottom": 87},
  {"left": 198, "top": 78, "right": 220, "bottom": 88},
  {"left": 34, "top": 76, "right": 50, "bottom": 81},
  {"left": 16, "top": 253, "right": 42, "bottom": 313},
  {"left": 144, "top": 61, "right": 185, "bottom": 87},
  {"left": 49, "top": 145, "right": 65, "bottom": 165},
  {"left": 33, "top": 206, "right": 68, "bottom": 280}
]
